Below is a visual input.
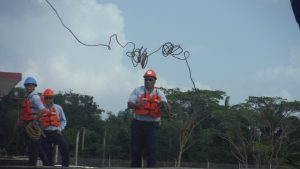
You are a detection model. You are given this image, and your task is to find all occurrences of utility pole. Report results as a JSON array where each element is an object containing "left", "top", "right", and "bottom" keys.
[
  {"left": 75, "top": 130, "right": 80, "bottom": 166},
  {"left": 102, "top": 129, "right": 106, "bottom": 167},
  {"left": 81, "top": 127, "right": 85, "bottom": 150}
]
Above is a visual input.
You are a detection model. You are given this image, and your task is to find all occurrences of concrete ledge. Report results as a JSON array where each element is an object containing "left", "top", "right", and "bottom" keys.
[{"left": 0, "top": 166, "right": 202, "bottom": 169}]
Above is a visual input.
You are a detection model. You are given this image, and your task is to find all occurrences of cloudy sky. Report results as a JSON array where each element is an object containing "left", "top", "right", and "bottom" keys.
[{"left": 0, "top": 0, "right": 299, "bottom": 114}]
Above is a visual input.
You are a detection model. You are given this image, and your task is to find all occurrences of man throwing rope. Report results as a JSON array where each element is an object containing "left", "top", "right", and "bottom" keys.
[{"left": 127, "top": 69, "right": 169, "bottom": 168}]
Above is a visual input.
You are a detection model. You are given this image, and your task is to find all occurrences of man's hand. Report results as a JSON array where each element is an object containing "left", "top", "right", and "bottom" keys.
[
  {"left": 57, "top": 130, "right": 62, "bottom": 135},
  {"left": 158, "top": 102, "right": 176, "bottom": 119},
  {"left": 17, "top": 120, "right": 27, "bottom": 127},
  {"left": 128, "top": 101, "right": 139, "bottom": 109},
  {"left": 37, "top": 109, "right": 47, "bottom": 118},
  {"left": 158, "top": 101, "right": 169, "bottom": 114}
]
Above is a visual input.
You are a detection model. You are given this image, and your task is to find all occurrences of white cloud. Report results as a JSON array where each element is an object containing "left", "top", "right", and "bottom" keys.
[
  {"left": 1, "top": 0, "right": 298, "bottom": 113},
  {"left": 256, "top": 65, "right": 300, "bottom": 80},
  {"left": 289, "top": 44, "right": 300, "bottom": 66},
  {"left": 0, "top": 0, "right": 148, "bottom": 113},
  {"left": 265, "top": 88, "right": 292, "bottom": 100},
  {"left": 256, "top": 44, "right": 300, "bottom": 81},
  {"left": 251, "top": 44, "right": 300, "bottom": 101}
]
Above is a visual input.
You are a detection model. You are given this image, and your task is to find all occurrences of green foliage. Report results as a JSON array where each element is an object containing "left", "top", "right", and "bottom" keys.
[
  {"left": 212, "top": 96, "right": 300, "bottom": 167},
  {"left": 103, "top": 111, "right": 131, "bottom": 159},
  {"left": 0, "top": 87, "right": 299, "bottom": 169},
  {"left": 55, "top": 91, "right": 104, "bottom": 129},
  {"left": 158, "top": 118, "right": 179, "bottom": 161},
  {"left": 0, "top": 87, "right": 26, "bottom": 154}
]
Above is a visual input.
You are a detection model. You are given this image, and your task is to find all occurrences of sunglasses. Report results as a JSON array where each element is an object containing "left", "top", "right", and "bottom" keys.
[
  {"left": 44, "top": 96, "right": 53, "bottom": 100},
  {"left": 24, "top": 83, "right": 36, "bottom": 87},
  {"left": 145, "top": 78, "right": 155, "bottom": 82}
]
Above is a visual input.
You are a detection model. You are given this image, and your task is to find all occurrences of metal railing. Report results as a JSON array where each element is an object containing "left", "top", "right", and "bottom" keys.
[{"left": 58, "top": 157, "right": 291, "bottom": 169}]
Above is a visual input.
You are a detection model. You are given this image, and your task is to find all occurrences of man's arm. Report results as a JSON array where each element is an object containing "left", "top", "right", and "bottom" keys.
[
  {"left": 128, "top": 87, "right": 142, "bottom": 109},
  {"left": 37, "top": 108, "right": 47, "bottom": 118},
  {"left": 31, "top": 94, "right": 47, "bottom": 119},
  {"left": 128, "top": 101, "right": 140, "bottom": 109},
  {"left": 57, "top": 104, "right": 67, "bottom": 131}
]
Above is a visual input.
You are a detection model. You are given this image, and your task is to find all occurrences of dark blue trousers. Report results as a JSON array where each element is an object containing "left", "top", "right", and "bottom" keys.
[
  {"left": 43, "top": 130, "right": 69, "bottom": 167},
  {"left": 28, "top": 139, "right": 49, "bottom": 166},
  {"left": 131, "top": 119, "right": 159, "bottom": 168}
]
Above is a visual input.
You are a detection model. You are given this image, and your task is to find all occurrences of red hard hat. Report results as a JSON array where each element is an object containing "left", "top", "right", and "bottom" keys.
[
  {"left": 143, "top": 69, "right": 157, "bottom": 79},
  {"left": 43, "top": 88, "right": 54, "bottom": 96}
]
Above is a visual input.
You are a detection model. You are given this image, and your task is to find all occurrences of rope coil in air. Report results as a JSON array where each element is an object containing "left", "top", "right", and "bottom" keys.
[{"left": 45, "top": 0, "right": 196, "bottom": 89}]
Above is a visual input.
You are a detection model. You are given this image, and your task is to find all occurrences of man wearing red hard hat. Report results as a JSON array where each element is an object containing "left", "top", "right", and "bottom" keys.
[{"left": 128, "top": 69, "right": 168, "bottom": 168}]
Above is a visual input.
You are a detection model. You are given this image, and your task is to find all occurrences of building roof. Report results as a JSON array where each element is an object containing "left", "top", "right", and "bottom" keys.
[{"left": 0, "top": 72, "right": 22, "bottom": 98}]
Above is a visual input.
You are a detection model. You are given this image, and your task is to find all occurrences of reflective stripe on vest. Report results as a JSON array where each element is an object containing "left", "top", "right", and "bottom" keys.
[
  {"left": 134, "top": 88, "right": 161, "bottom": 118},
  {"left": 40, "top": 107, "right": 60, "bottom": 128}
]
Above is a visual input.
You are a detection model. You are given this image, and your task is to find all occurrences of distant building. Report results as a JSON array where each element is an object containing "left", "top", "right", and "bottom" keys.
[{"left": 0, "top": 72, "right": 22, "bottom": 100}]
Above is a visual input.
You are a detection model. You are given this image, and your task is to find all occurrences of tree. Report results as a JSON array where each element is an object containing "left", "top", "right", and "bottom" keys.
[
  {"left": 103, "top": 111, "right": 131, "bottom": 159},
  {"left": 0, "top": 87, "right": 27, "bottom": 155},
  {"left": 214, "top": 96, "right": 300, "bottom": 168},
  {"left": 212, "top": 105, "right": 254, "bottom": 167},
  {"left": 163, "top": 88, "right": 226, "bottom": 166},
  {"left": 54, "top": 91, "right": 105, "bottom": 157}
]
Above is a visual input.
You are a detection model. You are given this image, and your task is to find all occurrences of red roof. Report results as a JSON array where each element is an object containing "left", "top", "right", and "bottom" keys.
[
  {"left": 0, "top": 72, "right": 22, "bottom": 80},
  {"left": 0, "top": 72, "right": 22, "bottom": 98}
]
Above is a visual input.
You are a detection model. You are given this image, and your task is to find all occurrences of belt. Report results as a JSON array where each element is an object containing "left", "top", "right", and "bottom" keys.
[{"left": 44, "top": 130, "right": 59, "bottom": 135}]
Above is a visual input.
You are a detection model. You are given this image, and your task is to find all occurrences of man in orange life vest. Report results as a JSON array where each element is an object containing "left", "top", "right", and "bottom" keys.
[
  {"left": 128, "top": 69, "right": 168, "bottom": 168},
  {"left": 41, "top": 88, "right": 69, "bottom": 167},
  {"left": 20, "top": 76, "right": 49, "bottom": 166}
]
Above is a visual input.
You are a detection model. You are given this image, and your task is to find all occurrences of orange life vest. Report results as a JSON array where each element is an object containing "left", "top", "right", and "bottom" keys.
[
  {"left": 20, "top": 95, "right": 37, "bottom": 121},
  {"left": 40, "top": 107, "right": 60, "bottom": 128},
  {"left": 20, "top": 94, "right": 46, "bottom": 121},
  {"left": 135, "top": 88, "right": 162, "bottom": 118}
]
